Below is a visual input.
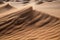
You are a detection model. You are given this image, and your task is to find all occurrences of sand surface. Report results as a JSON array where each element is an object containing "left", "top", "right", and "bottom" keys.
[
  {"left": 0, "top": 1, "right": 60, "bottom": 40},
  {"left": 9, "top": 1, "right": 60, "bottom": 18}
]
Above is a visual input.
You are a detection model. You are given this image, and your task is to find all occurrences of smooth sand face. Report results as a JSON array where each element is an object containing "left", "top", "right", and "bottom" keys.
[
  {"left": 33, "top": 2, "right": 60, "bottom": 18},
  {"left": 9, "top": 1, "right": 60, "bottom": 18}
]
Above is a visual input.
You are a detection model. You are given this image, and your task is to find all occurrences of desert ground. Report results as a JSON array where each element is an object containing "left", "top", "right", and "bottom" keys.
[
  {"left": 9, "top": 1, "right": 60, "bottom": 18},
  {"left": 0, "top": 1, "right": 60, "bottom": 40}
]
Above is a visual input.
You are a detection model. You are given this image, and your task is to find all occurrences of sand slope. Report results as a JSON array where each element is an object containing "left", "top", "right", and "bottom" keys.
[{"left": 0, "top": 2, "right": 60, "bottom": 40}]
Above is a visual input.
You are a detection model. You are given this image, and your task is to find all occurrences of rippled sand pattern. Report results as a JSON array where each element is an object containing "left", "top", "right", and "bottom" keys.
[{"left": 0, "top": 3, "right": 60, "bottom": 40}]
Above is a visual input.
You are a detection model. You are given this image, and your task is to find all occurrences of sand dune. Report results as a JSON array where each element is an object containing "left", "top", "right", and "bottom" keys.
[{"left": 0, "top": 2, "right": 60, "bottom": 40}]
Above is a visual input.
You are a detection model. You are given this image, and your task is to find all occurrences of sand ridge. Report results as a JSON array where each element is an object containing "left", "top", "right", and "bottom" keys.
[{"left": 0, "top": 2, "right": 60, "bottom": 40}]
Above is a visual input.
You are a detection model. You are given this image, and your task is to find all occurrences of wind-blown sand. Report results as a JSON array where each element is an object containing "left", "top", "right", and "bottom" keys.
[
  {"left": 9, "top": 1, "right": 60, "bottom": 18},
  {"left": 0, "top": 1, "right": 60, "bottom": 40}
]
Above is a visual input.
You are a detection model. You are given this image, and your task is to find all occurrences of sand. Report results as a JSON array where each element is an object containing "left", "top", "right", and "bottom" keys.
[
  {"left": 0, "top": 1, "right": 60, "bottom": 40},
  {"left": 9, "top": 1, "right": 60, "bottom": 18}
]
